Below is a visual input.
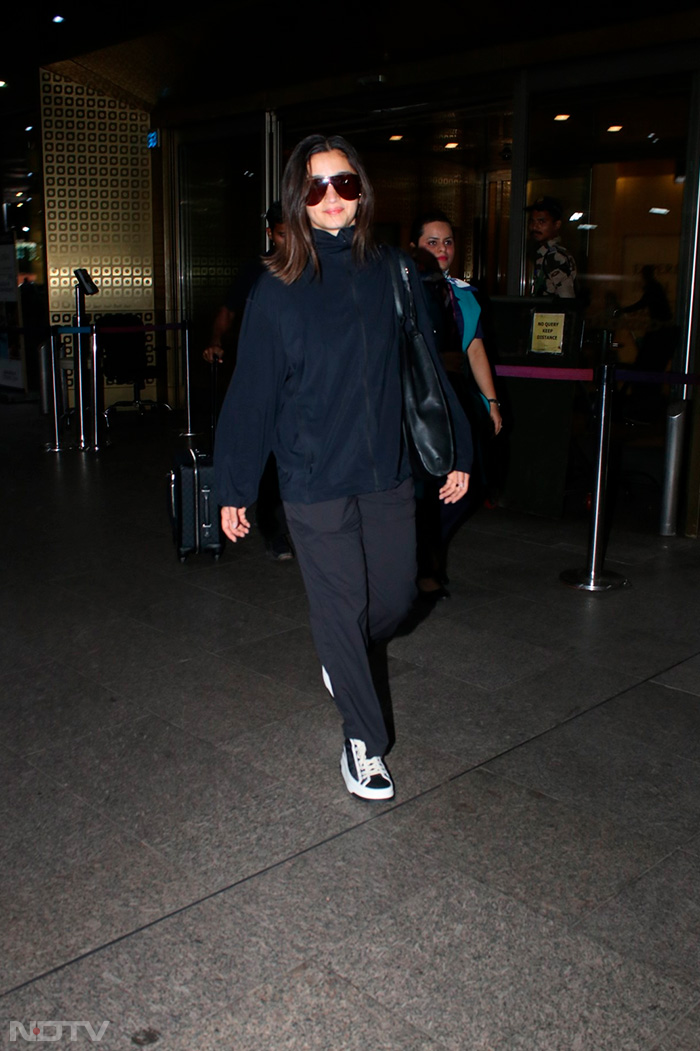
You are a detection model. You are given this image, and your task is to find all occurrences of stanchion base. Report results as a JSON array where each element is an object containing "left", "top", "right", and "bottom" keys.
[
  {"left": 560, "top": 568, "right": 630, "bottom": 591},
  {"left": 44, "top": 444, "right": 63, "bottom": 453}
]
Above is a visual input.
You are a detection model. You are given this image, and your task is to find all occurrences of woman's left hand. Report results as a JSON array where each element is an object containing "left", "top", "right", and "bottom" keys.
[
  {"left": 490, "top": 403, "right": 503, "bottom": 435},
  {"left": 440, "top": 471, "right": 470, "bottom": 504}
]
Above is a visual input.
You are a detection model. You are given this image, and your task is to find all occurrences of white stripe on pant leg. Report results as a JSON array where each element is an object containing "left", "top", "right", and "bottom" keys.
[{"left": 321, "top": 665, "right": 334, "bottom": 697}]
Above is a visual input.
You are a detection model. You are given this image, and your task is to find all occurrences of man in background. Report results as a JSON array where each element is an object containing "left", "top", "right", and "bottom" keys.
[{"left": 528, "top": 196, "right": 577, "bottom": 299}]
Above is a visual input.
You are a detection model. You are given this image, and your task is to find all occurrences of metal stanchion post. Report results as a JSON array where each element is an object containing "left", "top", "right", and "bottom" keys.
[
  {"left": 660, "top": 401, "right": 686, "bottom": 536},
  {"left": 45, "top": 328, "right": 63, "bottom": 453},
  {"left": 561, "top": 360, "right": 630, "bottom": 591},
  {"left": 181, "top": 322, "right": 196, "bottom": 438},
  {"left": 73, "top": 285, "right": 88, "bottom": 450},
  {"left": 89, "top": 325, "right": 101, "bottom": 452}
]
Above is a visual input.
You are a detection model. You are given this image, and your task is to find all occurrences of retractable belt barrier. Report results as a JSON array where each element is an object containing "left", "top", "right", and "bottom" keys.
[
  {"left": 44, "top": 320, "right": 192, "bottom": 453},
  {"left": 493, "top": 360, "right": 698, "bottom": 591}
]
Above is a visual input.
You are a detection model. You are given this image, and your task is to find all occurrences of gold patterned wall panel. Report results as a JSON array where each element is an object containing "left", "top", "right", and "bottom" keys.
[{"left": 41, "top": 69, "right": 154, "bottom": 320}]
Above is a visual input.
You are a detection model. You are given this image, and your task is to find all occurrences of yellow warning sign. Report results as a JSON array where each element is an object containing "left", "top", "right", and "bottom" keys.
[{"left": 531, "top": 313, "right": 565, "bottom": 354}]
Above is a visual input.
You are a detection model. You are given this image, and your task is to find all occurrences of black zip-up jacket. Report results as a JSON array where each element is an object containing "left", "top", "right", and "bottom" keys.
[{"left": 214, "top": 227, "right": 473, "bottom": 508}]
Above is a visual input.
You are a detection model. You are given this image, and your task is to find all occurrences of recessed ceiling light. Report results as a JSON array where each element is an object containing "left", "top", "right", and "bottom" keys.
[
  {"left": 389, "top": 135, "right": 403, "bottom": 141},
  {"left": 25, "top": 125, "right": 33, "bottom": 132},
  {"left": 577, "top": 224, "right": 597, "bottom": 230},
  {"left": 607, "top": 125, "right": 623, "bottom": 133},
  {"left": 569, "top": 212, "right": 584, "bottom": 221},
  {"left": 649, "top": 207, "right": 670, "bottom": 215},
  {"left": 554, "top": 114, "right": 570, "bottom": 121},
  {"left": 0, "top": 81, "right": 7, "bottom": 89},
  {"left": 52, "top": 14, "right": 65, "bottom": 22},
  {"left": 444, "top": 142, "right": 458, "bottom": 150}
]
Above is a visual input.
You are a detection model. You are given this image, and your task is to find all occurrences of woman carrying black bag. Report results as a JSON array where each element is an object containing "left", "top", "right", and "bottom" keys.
[{"left": 214, "top": 134, "right": 472, "bottom": 801}]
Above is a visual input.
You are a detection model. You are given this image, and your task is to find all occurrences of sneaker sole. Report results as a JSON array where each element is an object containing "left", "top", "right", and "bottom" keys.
[{"left": 340, "top": 748, "right": 394, "bottom": 801}]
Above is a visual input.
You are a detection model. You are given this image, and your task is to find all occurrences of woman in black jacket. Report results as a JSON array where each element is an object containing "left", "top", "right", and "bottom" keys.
[{"left": 215, "top": 133, "right": 472, "bottom": 801}]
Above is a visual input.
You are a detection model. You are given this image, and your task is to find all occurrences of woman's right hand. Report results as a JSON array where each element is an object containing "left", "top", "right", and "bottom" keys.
[{"left": 221, "top": 506, "right": 250, "bottom": 542}]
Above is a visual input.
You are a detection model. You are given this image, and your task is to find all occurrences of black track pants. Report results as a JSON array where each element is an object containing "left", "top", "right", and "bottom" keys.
[{"left": 284, "top": 478, "right": 416, "bottom": 757}]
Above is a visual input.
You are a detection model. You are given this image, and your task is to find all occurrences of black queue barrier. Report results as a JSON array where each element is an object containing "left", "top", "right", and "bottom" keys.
[
  {"left": 494, "top": 356, "right": 700, "bottom": 591},
  {"left": 44, "top": 319, "right": 190, "bottom": 452}
]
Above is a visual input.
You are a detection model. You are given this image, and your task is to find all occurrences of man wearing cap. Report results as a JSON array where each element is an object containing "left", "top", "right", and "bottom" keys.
[{"left": 528, "top": 196, "right": 577, "bottom": 299}]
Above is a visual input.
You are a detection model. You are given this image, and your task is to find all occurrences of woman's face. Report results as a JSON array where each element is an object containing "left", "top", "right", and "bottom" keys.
[
  {"left": 305, "top": 150, "right": 359, "bottom": 235},
  {"left": 416, "top": 221, "right": 455, "bottom": 273}
]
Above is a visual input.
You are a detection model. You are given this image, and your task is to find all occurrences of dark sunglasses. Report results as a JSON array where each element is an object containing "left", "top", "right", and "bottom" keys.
[{"left": 305, "top": 173, "right": 361, "bottom": 207}]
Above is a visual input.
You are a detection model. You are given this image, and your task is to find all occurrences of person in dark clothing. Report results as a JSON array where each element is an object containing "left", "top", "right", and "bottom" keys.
[
  {"left": 215, "top": 134, "right": 473, "bottom": 801},
  {"left": 615, "top": 265, "right": 677, "bottom": 421},
  {"left": 410, "top": 210, "right": 502, "bottom": 600},
  {"left": 617, "top": 264, "right": 672, "bottom": 326},
  {"left": 204, "top": 202, "right": 292, "bottom": 560}
]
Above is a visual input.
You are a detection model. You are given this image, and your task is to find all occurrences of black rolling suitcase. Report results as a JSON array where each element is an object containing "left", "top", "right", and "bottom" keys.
[{"left": 169, "top": 361, "right": 224, "bottom": 562}]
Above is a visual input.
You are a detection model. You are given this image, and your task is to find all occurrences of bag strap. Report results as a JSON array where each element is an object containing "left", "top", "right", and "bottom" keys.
[
  {"left": 388, "top": 249, "right": 406, "bottom": 324},
  {"left": 388, "top": 247, "right": 420, "bottom": 334}
]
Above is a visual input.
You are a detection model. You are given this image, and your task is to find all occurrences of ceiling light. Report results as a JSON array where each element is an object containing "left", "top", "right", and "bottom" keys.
[
  {"left": 0, "top": 81, "right": 7, "bottom": 89},
  {"left": 25, "top": 125, "right": 33, "bottom": 132},
  {"left": 649, "top": 207, "right": 669, "bottom": 215},
  {"left": 554, "top": 114, "right": 570, "bottom": 121},
  {"left": 52, "top": 14, "right": 65, "bottom": 22},
  {"left": 444, "top": 142, "right": 458, "bottom": 150},
  {"left": 607, "top": 125, "right": 623, "bottom": 133},
  {"left": 577, "top": 224, "right": 597, "bottom": 230},
  {"left": 389, "top": 135, "right": 403, "bottom": 141},
  {"left": 569, "top": 212, "right": 584, "bottom": 221}
]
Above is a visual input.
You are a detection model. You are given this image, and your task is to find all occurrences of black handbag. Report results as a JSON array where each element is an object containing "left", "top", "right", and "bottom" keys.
[{"left": 390, "top": 255, "right": 455, "bottom": 478}]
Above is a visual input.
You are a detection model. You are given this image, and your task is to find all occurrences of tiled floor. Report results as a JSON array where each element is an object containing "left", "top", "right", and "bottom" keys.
[{"left": 2, "top": 402, "right": 700, "bottom": 1050}]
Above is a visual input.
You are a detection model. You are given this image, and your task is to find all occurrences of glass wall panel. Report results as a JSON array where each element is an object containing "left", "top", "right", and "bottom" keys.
[
  {"left": 283, "top": 106, "right": 513, "bottom": 295},
  {"left": 527, "top": 76, "right": 690, "bottom": 356}
]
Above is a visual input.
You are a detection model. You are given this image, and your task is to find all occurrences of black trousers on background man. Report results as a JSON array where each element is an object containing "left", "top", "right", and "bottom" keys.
[{"left": 284, "top": 478, "right": 416, "bottom": 758}]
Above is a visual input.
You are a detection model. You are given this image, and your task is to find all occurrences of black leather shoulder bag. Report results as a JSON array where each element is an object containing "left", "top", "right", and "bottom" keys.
[{"left": 389, "top": 252, "right": 455, "bottom": 478}]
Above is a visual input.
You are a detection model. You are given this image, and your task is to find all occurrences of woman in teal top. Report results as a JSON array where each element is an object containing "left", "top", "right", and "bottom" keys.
[{"left": 410, "top": 210, "right": 503, "bottom": 599}]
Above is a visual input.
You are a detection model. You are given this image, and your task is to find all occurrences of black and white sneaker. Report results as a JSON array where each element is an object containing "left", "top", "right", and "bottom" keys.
[{"left": 340, "top": 738, "right": 394, "bottom": 801}]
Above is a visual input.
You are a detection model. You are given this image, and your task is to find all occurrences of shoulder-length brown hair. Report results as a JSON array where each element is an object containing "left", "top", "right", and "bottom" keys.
[{"left": 267, "top": 133, "right": 377, "bottom": 285}]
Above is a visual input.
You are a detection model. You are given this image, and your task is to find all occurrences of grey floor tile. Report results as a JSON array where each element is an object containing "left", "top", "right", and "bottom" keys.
[
  {"left": 489, "top": 654, "right": 641, "bottom": 725},
  {"left": 388, "top": 613, "right": 563, "bottom": 690},
  {"left": 485, "top": 717, "right": 700, "bottom": 848},
  {"left": 318, "top": 870, "right": 694, "bottom": 1051},
  {"left": 573, "top": 847, "right": 700, "bottom": 987},
  {"left": 190, "top": 552, "right": 307, "bottom": 607},
  {"left": 0, "top": 894, "right": 305, "bottom": 1046},
  {"left": 34, "top": 613, "right": 193, "bottom": 692},
  {"left": 651, "top": 1004, "right": 700, "bottom": 1051},
  {"left": 0, "top": 835, "right": 200, "bottom": 993},
  {"left": 391, "top": 666, "right": 545, "bottom": 764},
  {"left": 0, "top": 660, "right": 137, "bottom": 757},
  {"left": 654, "top": 653, "right": 700, "bottom": 697},
  {"left": 573, "top": 679, "right": 700, "bottom": 762},
  {"left": 53, "top": 563, "right": 206, "bottom": 618},
  {"left": 129, "top": 588, "right": 299, "bottom": 656},
  {"left": 171, "top": 964, "right": 452, "bottom": 1051},
  {"left": 580, "top": 626, "right": 700, "bottom": 679},
  {"left": 31, "top": 713, "right": 278, "bottom": 846},
  {"left": 376, "top": 769, "right": 667, "bottom": 920},
  {"left": 219, "top": 624, "right": 330, "bottom": 695},
  {"left": 230, "top": 821, "right": 453, "bottom": 950},
  {"left": 117, "top": 652, "right": 321, "bottom": 745},
  {"left": 151, "top": 779, "right": 359, "bottom": 891}
]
